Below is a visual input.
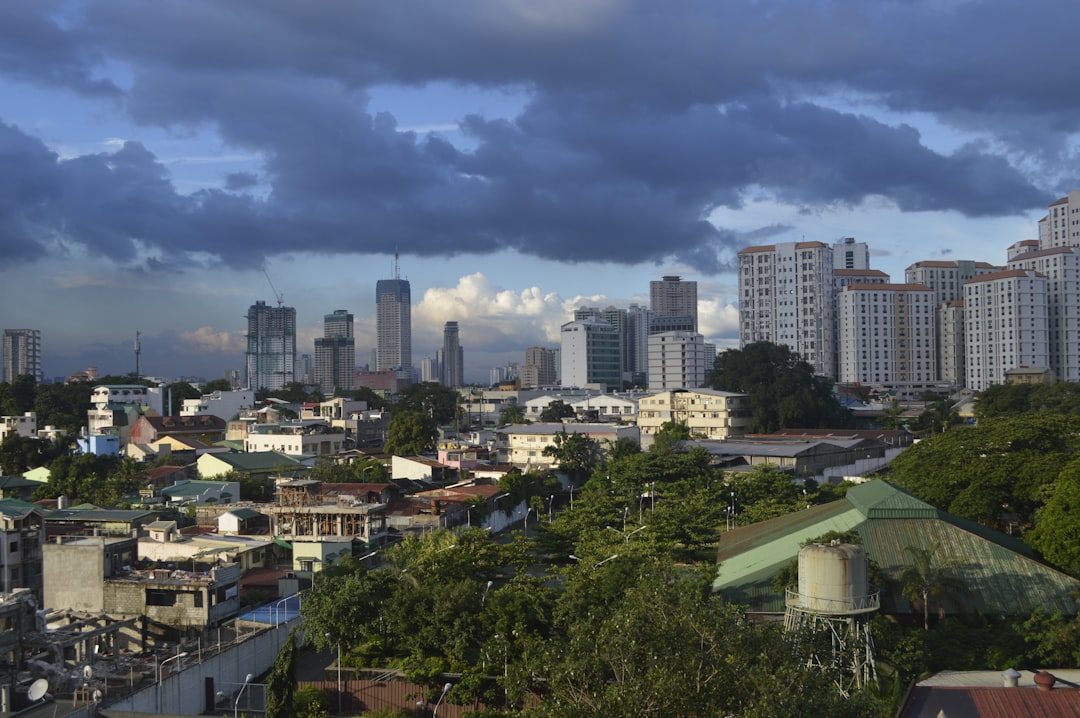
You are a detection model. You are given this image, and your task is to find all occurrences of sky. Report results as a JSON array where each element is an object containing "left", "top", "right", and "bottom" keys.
[{"left": 1, "top": 0, "right": 1078, "bottom": 384}]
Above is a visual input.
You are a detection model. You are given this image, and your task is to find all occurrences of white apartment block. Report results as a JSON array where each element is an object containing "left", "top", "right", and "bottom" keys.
[
  {"left": 636, "top": 388, "right": 751, "bottom": 442},
  {"left": 0, "top": 412, "right": 36, "bottom": 442},
  {"left": 1006, "top": 246, "right": 1080, "bottom": 383},
  {"left": 939, "top": 301, "right": 966, "bottom": 388},
  {"left": 1038, "top": 190, "right": 1080, "bottom": 249},
  {"left": 560, "top": 320, "right": 622, "bottom": 391},
  {"left": 492, "top": 423, "right": 639, "bottom": 469},
  {"left": 180, "top": 389, "right": 256, "bottom": 422},
  {"left": 835, "top": 268, "right": 889, "bottom": 292},
  {"left": 838, "top": 284, "right": 937, "bottom": 387},
  {"left": 833, "top": 237, "right": 870, "bottom": 270},
  {"left": 647, "top": 331, "right": 708, "bottom": 390},
  {"left": 964, "top": 269, "right": 1049, "bottom": 391},
  {"left": 738, "top": 241, "right": 837, "bottom": 378},
  {"left": 244, "top": 423, "right": 345, "bottom": 456}
]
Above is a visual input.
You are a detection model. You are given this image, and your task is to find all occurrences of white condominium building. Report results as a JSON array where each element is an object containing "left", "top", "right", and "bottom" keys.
[
  {"left": 1038, "top": 190, "right": 1080, "bottom": 249},
  {"left": 647, "top": 331, "right": 708, "bottom": 390},
  {"left": 964, "top": 269, "right": 1049, "bottom": 391},
  {"left": 1006, "top": 246, "right": 1080, "bottom": 383},
  {"left": 838, "top": 284, "right": 937, "bottom": 386},
  {"left": 559, "top": 320, "right": 622, "bottom": 391},
  {"left": 738, "top": 241, "right": 837, "bottom": 378}
]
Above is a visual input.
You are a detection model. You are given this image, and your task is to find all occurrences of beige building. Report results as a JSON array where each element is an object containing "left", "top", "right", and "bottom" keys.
[
  {"left": 647, "top": 331, "right": 709, "bottom": 390},
  {"left": 738, "top": 241, "right": 837, "bottom": 378},
  {"left": 837, "top": 283, "right": 937, "bottom": 388},
  {"left": 636, "top": 389, "right": 751, "bottom": 443},
  {"left": 1038, "top": 190, "right": 1080, "bottom": 249},
  {"left": 493, "top": 423, "right": 640, "bottom": 469},
  {"left": 1006, "top": 246, "right": 1080, "bottom": 384}
]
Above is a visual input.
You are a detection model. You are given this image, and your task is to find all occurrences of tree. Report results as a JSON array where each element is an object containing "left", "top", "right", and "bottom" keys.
[
  {"left": 1027, "top": 461, "right": 1080, "bottom": 576},
  {"left": 349, "top": 386, "right": 388, "bottom": 410},
  {"left": 202, "top": 378, "right": 233, "bottom": 393},
  {"left": 649, "top": 420, "right": 690, "bottom": 456},
  {"left": 395, "top": 382, "right": 460, "bottom": 425},
  {"left": 538, "top": 400, "right": 575, "bottom": 423},
  {"left": 167, "top": 381, "right": 202, "bottom": 414},
  {"left": 543, "top": 430, "right": 601, "bottom": 483},
  {"left": 384, "top": 410, "right": 437, "bottom": 456},
  {"left": 498, "top": 404, "right": 527, "bottom": 425},
  {"left": 706, "top": 341, "right": 851, "bottom": 432},
  {"left": 265, "top": 633, "right": 298, "bottom": 718},
  {"left": 899, "top": 543, "right": 969, "bottom": 630}
]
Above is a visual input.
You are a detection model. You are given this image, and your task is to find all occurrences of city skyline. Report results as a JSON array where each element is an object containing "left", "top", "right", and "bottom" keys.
[{"left": 1, "top": 2, "right": 1078, "bottom": 383}]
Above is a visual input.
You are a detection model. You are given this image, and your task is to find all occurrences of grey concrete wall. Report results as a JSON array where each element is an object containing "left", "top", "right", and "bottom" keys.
[{"left": 43, "top": 542, "right": 105, "bottom": 613}]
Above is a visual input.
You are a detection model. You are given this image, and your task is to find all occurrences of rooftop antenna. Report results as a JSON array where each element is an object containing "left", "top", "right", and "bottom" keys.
[
  {"left": 263, "top": 264, "right": 284, "bottom": 306},
  {"left": 393, "top": 243, "right": 400, "bottom": 280},
  {"left": 134, "top": 330, "right": 141, "bottom": 379}
]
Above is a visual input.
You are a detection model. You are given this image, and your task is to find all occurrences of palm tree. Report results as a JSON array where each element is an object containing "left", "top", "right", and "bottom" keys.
[{"left": 899, "top": 542, "right": 969, "bottom": 630}]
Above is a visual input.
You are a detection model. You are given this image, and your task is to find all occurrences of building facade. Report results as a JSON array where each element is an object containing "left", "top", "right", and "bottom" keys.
[
  {"left": 245, "top": 300, "right": 297, "bottom": 391},
  {"left": 636, "top": 388, "right": 751, "bottom": 442},
  {"left": 521, "top": 346, "right": 557, "bottom": 387},
  {"left": 559, "top": 320, "right": 622, "bottom": 390},
  {"left": 441, "top": 321, "right": 463, "bottom": 387},
  {"left": 650, "top": 276, "right": 698, "bottom": 332},
  {"left": 1038, "top": 190, "right": 1080, "bottom": 249},
  {"left": 647, "top": 331, "right": 709, "bottom": 390},
  {"left": 1006, "top": 246, "right": 1080, "bottom": 383},
  {"left": 964, "top": 269, "right": 1049, "bottom": 391},
  {"left": 738, "top": 241, "right": 837, "bottom": 378},
  {"left": 376, "top": 277, "right": 411, "bottom": 373},
  {"left": 837, "top": 283, "right": 938, "bottom": 387},
  {"left": 314, "top": 309, "right": 355, "bottom": 394},
  {"left": 2, "top": 329, "right": 42, "bottom": 383}
]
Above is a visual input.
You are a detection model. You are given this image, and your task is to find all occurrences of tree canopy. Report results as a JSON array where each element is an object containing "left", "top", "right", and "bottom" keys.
[
  {"left": 538, "top": 399, "right": 575, "bottom": 423},
  {"left": 395, "top": 382, "right": 460, "bottom": 425},
  {"left": 705, "top": 341, "right": 851, "bottom": 432},
  {"left": 383, "top": 410, "right": 437, "bottom": 456}
]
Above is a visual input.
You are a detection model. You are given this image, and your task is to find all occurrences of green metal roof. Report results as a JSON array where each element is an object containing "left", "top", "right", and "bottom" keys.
[
  {"left": 713, "top": 480, "right": 1080, "bottom": 617},
  {"left": 205, "top": 451, "right": 304, "bottom": 470},
  {"left": 0, "top": 498, "right": 42, "bottom": 519}
]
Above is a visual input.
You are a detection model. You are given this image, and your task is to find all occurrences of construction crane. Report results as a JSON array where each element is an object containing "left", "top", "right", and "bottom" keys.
[{"left": 263, "top": 265, "right": 284, "bottom": 306}]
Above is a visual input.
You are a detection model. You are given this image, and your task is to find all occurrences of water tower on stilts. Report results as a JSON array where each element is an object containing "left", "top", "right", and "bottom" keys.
[{"left": 784, "top": 541, "right": 879, "bottom": 695}]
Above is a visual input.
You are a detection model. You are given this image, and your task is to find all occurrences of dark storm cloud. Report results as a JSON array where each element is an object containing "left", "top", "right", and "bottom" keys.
[{"left": 0, "top": 0, "right": 1072, "bottom": 272}]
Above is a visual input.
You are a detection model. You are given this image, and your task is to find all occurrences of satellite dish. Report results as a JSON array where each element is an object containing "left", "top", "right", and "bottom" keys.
[
  {"left": 27, "top": 679, "right": 48, "bottom": 702},
  {"left": 83, "top": 665, "right": 94, "bottom": 679},
  {"left": 93, "top": 688, "right": 103, "bottom": 703}
]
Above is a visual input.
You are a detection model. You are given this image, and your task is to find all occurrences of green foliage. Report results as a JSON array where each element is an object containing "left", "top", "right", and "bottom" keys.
[
  {"left": 258, "top": 382, "right": 323, "bottom": 404},
  {"left": 498, "top": 403, "right": 527, "bottom": 425},
  {"left": 538, "top": 399, "right": 575, "bottom": 423},
  {"left": 0, "top": 434, "right": 68, "bottom": 475},
  {"left": 706, "top": 341, "right": 852, "bottom": 432},
  {"left": 974, "top": 381, "right": 1080, "bottom": 421},
  {"left": 649, "top": 420, "right": 690, "bottom": 456},
  {"left": 201, "top": 378, "right": 233, "bottom": 393},
  {"left": 383, "top": 410, "right": 437, "bottom": 456},
  {"left": 1026, "top": 460, "right": 1080, "bottom": 576},
  {"left": 604, "top": 435, "right": 640, "bottom": 461},
  {"left": 899, "top": 543, "right": 970, "bottom": 630},
  {"left": 291, "top": 685, "right": 330, "bottom": 718},
  {"left": 265, "top": 633, "right": 297, "bottom": 718},
  {"left": 542, "top": 430, "right": 601, "bottom": 483},
  {"left": 394, "top": 382, "right": 460, "bottom": 425},
  {"left": 167, "top": 381, "right": 202, "bottom": 414}
]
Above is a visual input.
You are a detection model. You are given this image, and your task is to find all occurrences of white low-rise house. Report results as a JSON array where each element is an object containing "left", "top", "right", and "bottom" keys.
[
  {"left": 180, "top": 389, "right": 256, "bottom": 422},
  {"left": 493, "top": 423, "right": 640, "bottom": 470},
  {"left": 569, "top": 394, "right": 638, "bottom": 422},
  {"left": 637, "top": 388, "right": 752, "bottom": 444},
  {"left": 244, "top": 421, "right": 346, "bottom": 456},
  {"left": 139, "top": 521, "right": 274, "bottom": 572},
  {"left": 0, "top": 412, "right": 37, "bottom": 441}
]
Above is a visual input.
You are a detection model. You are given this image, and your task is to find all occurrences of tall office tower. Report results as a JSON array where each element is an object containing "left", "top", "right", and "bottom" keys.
[
  {"left": 650, "top": 275, "right": 698, "bottom": 332},
  {"left": 905, "top": 259, "right": 1002, "bottom": 384},
  {"left": 314, "top": 309, "right": 355, "bottom": 394},
  {"left": 1006, "top": 246, "right": 1080, "bottom": 383},
  {"left": 837, "top": 284, "right": 937, "bottom": 387},
  {"left": 2, "top": 329, "right": 42, "bottom": 383},
  {"left": 420, "top": 356, "right": 439, "bottom": 383},
  {"left": 1038, "top": 190, "right": 1080, "bottom": 249},
  {"left": 738, "top": 241, "right": 837, "bottom": 378},
  {"left": 625, "top": 304, "right": 653, "bottom": 387},
  {"left": 245, "top": 300, "right": 297, "bottom": 391},
  {"left": 833, "top": 237, "right": 870, "bottom": 270},
  {"left": 647, "top": 331, "right": 708, "bottom": 390},
  {"left": 573, "top": 306, "right": 603, "bottom": 322},
  {"left": 560, "top": 320, "right": 621, "bottom": 391},
  {"left": 964, "top": 269, "right": 1049, "bottom": 391},
  {"left": 441, "top": 321, "right": 464, "bottom": 387},
  {"left": 522, "top": 346, "right": 557, "bottom": 387},
  {"left": 601, "top": 306, "right": 629, "bottom": 384},
  {"left": 376, "top": 256, "right": 412, "bottom": 374},
  {"left": 297, "top": 353, "right": 314, "bottom": 385}
]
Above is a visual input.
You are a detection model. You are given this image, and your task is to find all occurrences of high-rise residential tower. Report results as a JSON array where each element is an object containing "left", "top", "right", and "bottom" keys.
[
  {"left": 376, "top": 256, "right": 412, "bottom": 374},
  {"left": 245, "top": 300, "right": 297, "bottom": 391},
  {"left": 650, "top": 276, "right": 698, "bottom": 332},
  {"left": 1006, "top": 246, "right": 1080, "bottom": 383},
  {"left": 560, "top": 320, "right": 621, "bottom": 390},
  {"left": 441, "top": 321, "right": 463, "bottom": 387},
  {"left": 521, "top": 346, "right": 556, "bottom": 387},
  {"left": 964, "top": 269, "right": 1049, "bottom": 391},
  {"left": 2, "top": 329, "right": 42, "bottom": 383},
  {"left": 314, "top": 309, "right": 355, "bottom": 394},
  {"left": 647, "top": 331, "right": 708, "bottom": 390}
]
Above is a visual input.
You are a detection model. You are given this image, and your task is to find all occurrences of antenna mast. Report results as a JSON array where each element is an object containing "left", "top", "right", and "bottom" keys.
[
  {"left": 394, "top": 243, "right": 400, "bottom": 280},
  {"left": 134, "top": 330, "right": 141, "bottom": 379}
]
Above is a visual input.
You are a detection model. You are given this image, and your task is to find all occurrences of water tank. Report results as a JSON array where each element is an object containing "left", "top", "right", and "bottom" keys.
[{"left": 797, "top": 542, "right": 868, "bottom": 613}]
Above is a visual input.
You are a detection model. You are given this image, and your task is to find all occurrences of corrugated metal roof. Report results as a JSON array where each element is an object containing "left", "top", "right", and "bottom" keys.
[{"left": 713, "top": 480, "right": 1080, "bottom": 617}]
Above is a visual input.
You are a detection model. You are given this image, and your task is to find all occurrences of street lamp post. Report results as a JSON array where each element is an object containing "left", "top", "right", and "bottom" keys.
[
  {"left": 156, "top": 650, "right": 188, "bottom": 713},
  {"left": 326, "top": 633, "right": 342, "bottom": 714},
  {"left": 433, "top": 682, "right": 453, "bottom": 717},
  {"left": 234, "top": 673, "right": 254, "bottom": 718}
]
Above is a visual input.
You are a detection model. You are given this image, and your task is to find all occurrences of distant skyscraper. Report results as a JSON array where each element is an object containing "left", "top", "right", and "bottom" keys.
[
  {"left": 647, "top": 331, "right": 708, "bottom": 390},
  {"left": 441, "top": 321, "right": 464, "bottom": 387},
  {"left": 2, "top": 329, "right": 42, "bottom": 383},
  {"left": 650, "top": 276, "right": 698, "bottom": 332},
  {"left": 314, "top": 309, "right": 355, "bottom": 394},
  {"left": 560, "top": 320, "right": 621, "bottom": 390},
  {"left": 522, "top": 346, "right": 556, "bottom": 387},
  {"left": 245, "top": 300, "right": 297, "bottom": 391},
  {"left": 376, "top": 256, "right": 412, "bottom": 374}
]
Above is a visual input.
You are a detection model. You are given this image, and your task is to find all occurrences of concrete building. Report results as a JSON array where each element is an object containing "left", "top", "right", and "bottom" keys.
[
  {"left": 626, "top": 303, "right": 653, "bottom": 387},
  {"left": 938, "top": 300, "right": 966, "bottom": 388},
  {"left": 180, "top": 389, "right": 256, "bottom": 422},
  {"left": 0, "top": 412, "right": 37, "bottom": 442},
  {"left": 493, "top": 423, "right": 640, "bottom": 469},
  {"left": 837, "top": 283, "right": 938, "bottom": 388},
  {"left": 441, "top": 321, "right": 463, "bottom": 387},
  {"left": 376, "top": 269, "right": 411, "bottom": 374},
  {"left": 243, "top": 422, "right": 346, "bottom": 456},
  {"left": 833, "top": 237, "right": 870, "bottom": 270},
  {"left": 738, "top": 241, "right": 838, "bottom": 378},
  {"left": 964, "top": 269, "right": 1049, "bottom": 391},
  {"left": 521, "top": 346, "right": 557, "bottom": 388},
  {"left": 647, "top": 331, "right": 709, "bottom": 390},
  {"left": 0, "top": 499, "right": 44, "bottom": 599},
  {"left": 245, "top": 300, "right": 297, "bottom": 391},
  {"left": 650, "top": 275, "right": 698, "bottom": 332},
  {"left": 314, "top": 309, "right": 355, "bottom": 394},
  {"left": 129, "top": 414, "right": 227, "bottom": 447},
  {"left": 2, "top": 329, "right": 42, "bottom": 383},
  {"left": 560, "top": 319, "right": 622, "bottom": 391},
  {"left": 1038, "top": 189, "right": 1080, "bottom": 249},
  {"left": 1006, "top": 246, "right": 1080, "bottom": 383},
  {"left": 636, "top": 388, "right": 751, "bottom": 443}
]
